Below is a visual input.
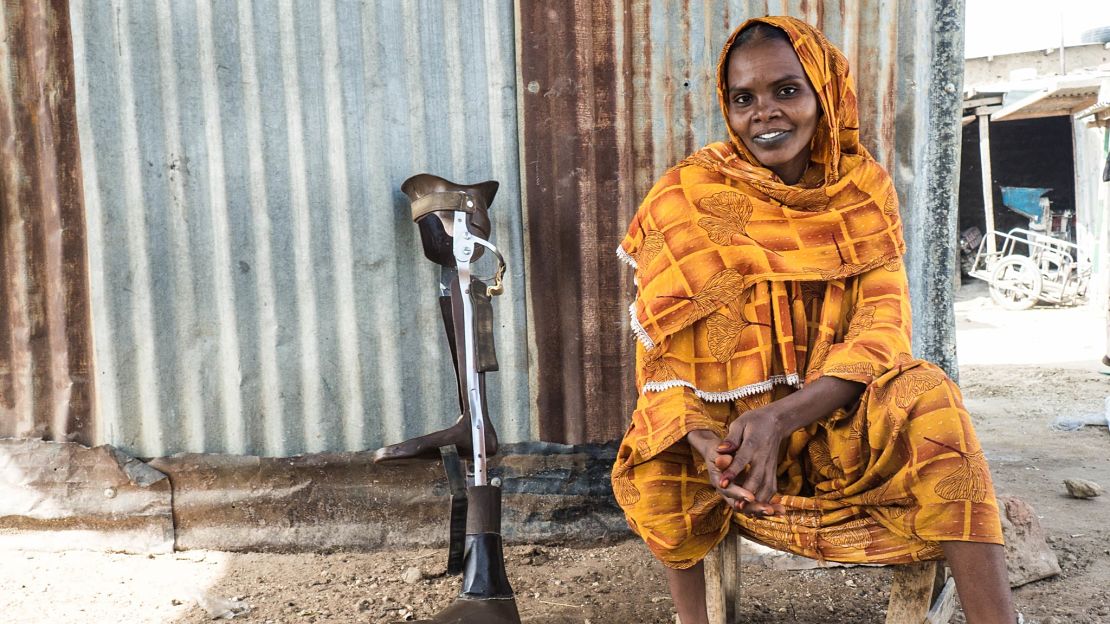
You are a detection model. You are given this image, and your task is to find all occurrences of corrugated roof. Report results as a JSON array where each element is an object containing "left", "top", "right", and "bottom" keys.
[{"left": 992, "top": 78, "right": 1107, "bottom": 121}]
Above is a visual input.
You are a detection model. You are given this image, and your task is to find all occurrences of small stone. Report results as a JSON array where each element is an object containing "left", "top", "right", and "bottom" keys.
[
  {"left": 999, "top": 495, "right": 1061, "bottom": 587},
  {"left": 355, "top": 598, "right": 372, "bottom": 613},
  {"left": 401, "top": 566, "right": 423, "bottom": 584},
  {"left": 1063, "top": 478, "right": 1103, "bottom": 499},
  {"left": 195, "top": 593, "right": 251, "bottom": 620}
]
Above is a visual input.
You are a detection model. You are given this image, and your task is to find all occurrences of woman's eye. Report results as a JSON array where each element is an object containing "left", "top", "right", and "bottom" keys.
[
  {"left": 733, "top": 94, "right": 751, "bottom": 105},
  {"left": 779, "top": 85, "right": 798, "bottom": 97}
]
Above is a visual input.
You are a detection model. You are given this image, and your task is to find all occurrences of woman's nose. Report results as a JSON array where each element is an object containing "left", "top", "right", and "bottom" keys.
[{"left": 752, "top": 97, "right": 781, "bottom": 123}]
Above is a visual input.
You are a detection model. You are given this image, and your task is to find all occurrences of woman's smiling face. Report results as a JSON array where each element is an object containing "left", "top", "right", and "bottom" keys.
[{"left": 725, "top": 36, "right": 820, "bottom": 185}]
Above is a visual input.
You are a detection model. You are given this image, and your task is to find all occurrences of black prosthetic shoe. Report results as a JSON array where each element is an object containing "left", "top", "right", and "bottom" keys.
[{"left": 405, "top": 485, "right": 520, "bottom": 624}]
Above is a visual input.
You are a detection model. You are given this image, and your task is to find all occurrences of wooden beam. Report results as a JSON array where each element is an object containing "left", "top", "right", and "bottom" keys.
[
  {"left": 979, "top": 115, "right": 998, "bottom": 255},
  {"left": 962, "top": 114, "right": 976, "bottom": 126},
  {"left": 974, "top": 105, "right": 1003, "bottom": 115},
  {"left": 963, "top": 95, "right": 1003, "bottom": 108}
]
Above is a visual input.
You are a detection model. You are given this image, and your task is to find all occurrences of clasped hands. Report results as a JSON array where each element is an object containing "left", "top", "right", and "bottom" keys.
[{"left": 687, "top": 405, "right": 791, "bottom": 517}]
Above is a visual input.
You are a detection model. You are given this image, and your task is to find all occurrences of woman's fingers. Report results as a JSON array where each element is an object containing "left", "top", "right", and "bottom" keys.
[
  {"left": 749, "top": 456, "right": 776, "bottom": 503},
  {"left": 739, "top": 470, "right": 763, "bottom": 504},
  {"left": 715, "top": 470, "right": 782, "bottom": 516},
  {"left": 719, "top": 482, "right": 756, "bottom": 506},
  {"left": 732, "top": 497, "right": 775, "bottom": 516},
  {"left": 719, "top": 420, "right": 747, "bottom": 454},
  {"left": 713, "top": 453, "right": 732, "bottom": 471},
  {"left": 704, "top": 452, "right": 742, "bottom": 497},
  {"left": 719, "top": 443, "right": 755, "bottom": 486},
  {"left": 733, "top": 457, "right": 779, "bottom": 516}
]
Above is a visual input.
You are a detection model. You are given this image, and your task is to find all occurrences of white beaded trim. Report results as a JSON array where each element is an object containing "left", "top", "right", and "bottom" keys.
[
  {"left": 629, "top": 302, "right": 655, "bottom": 350},
  {"left": 643, "top": 373, "right": 802, "bottom": 403},
  {"left": 616, "top": 245, "right": 637, "bottom": 269}
]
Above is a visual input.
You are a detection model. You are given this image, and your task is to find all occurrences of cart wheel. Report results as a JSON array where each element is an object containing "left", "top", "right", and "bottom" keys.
[{"left": 990, "top": 255, "right": 1042, "bottom": 310}]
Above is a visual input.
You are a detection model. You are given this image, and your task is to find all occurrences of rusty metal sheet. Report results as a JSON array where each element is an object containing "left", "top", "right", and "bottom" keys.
[
  {"left": 516, "top": 0, "right": 637, "bottom": 445},
  {"left": 518, "top": 0, "right": 967, "bottom": 442},
  {"left": 0, "top": 0, "right": 95, "bottom": 444}
]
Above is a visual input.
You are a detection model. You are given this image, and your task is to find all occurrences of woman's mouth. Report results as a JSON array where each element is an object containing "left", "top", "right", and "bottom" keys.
[{"left": 751, "top": 130, "right": 791, "bottom": 147}]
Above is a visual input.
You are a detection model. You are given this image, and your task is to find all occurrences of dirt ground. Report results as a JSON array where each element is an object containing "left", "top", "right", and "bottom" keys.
[{"left": 2, "top": 281, "right": 1108, "bottom": 624}]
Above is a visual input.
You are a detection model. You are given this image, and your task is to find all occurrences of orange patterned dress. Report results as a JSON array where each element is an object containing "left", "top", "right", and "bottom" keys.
[{"left": 610, "top": 16, "right": 1003, "bottom": 570}]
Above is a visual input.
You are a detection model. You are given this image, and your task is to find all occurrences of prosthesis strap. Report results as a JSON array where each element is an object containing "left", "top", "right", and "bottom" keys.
[
  {"left": 472, "top": 282, "right": 499, "bottom": 373},
  {"left": 451, "top": 277, "right": 499, "bottom": 375},
  {"left": 410, "top": 191, "right": 479, "bottom": 222},
  {"left": 440, "top": 444, "right": 468, "bottom": 576}
]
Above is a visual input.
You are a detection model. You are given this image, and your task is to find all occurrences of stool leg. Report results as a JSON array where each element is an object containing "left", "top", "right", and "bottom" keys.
[
  {"left": 887, "top": 561, "right": 940, "bottom": 624},
  {"left": 722, "top": 532, "right": 741, "bottom": 623},
  {"left": 704, "top": 545, "right": 726, "bottom": 624},
  {"left": 703, "top": 531, "right": 740, "bottom": 624}
]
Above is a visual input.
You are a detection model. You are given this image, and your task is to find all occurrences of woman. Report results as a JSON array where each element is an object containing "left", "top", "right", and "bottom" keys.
[{"left": 612, "top": 16, "right": 1017, "bottom": 624}]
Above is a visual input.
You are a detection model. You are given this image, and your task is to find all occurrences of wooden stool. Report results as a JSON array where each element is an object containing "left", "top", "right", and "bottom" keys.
[{"left": 702, "top": 531, "right": 958, "bottom": 624}]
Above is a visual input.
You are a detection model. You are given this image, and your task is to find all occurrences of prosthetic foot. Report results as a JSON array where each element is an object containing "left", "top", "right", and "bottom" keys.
[{"left": 377, "top": 174, "right": 520, "bottom": 624}]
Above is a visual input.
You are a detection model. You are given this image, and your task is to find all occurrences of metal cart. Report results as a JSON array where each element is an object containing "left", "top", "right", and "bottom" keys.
[
  {"left": 967, "top": 227, "right": 1090, "bottom": 310},
  {"left": 966, "top": 185, "right": 1089, "bottom": 310}
]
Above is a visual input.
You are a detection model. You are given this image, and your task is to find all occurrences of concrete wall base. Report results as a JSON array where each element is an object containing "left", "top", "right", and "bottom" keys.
[
  {"left": 0, "top": 439, "right": 624, "bottom": 554},
  {"left": 0, "top": 439, "right": 173, "bottom": 553}
]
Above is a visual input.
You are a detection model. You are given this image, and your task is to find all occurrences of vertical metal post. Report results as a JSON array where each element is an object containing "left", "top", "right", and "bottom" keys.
[
  {"left": 453, "top": 211, "right": 488, "bottom": 486},
  {"left": 1058, "top": 10, "right": 1066, "bottom": 75},
  {"left": 979, "top": 114, "right": 998, "bottom": 256}
]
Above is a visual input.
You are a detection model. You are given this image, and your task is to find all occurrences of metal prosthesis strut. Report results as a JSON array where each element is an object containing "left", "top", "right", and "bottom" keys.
[{"left": 374, "top": 174, "right": 520, "bottom": 624}]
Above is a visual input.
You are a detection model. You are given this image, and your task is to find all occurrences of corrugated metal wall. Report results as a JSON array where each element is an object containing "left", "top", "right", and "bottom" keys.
[
  {"left": 69, "top": 0, "right": 529, "bottom": 457},
  {"left": 5, "top": 1, "right": 967, "bottom": 453},
  {"left": 0, "top": 0, "right": 95, "bottom": 444},
  {"left": 519, "top": 0, "right": 966, "bottom": 442}
]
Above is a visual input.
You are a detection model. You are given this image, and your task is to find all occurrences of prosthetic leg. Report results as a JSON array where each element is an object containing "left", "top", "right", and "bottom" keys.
[{"left": 372, "top": 174, "right": 520, "bottom": 624}]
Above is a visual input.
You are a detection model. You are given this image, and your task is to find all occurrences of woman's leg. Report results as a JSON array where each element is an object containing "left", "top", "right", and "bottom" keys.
[
  {"left": 664, "top": 562, "right": 708, "bottom": 624},
  {"left": 942, "top": 541, "right": 1016, "bottom": 624}
]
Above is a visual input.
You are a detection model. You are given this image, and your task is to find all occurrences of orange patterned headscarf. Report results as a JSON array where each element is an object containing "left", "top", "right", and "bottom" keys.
[
  {"left": 619, "top": 16, "right": 904, "bottom": 349},
  {"left": 716, "top": 16, "right": 864, "bottom": 186}
]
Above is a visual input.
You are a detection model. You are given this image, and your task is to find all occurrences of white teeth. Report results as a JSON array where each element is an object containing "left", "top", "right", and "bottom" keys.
[{"left": 756, "top": 131, "right": 785, "bottom": 140}]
